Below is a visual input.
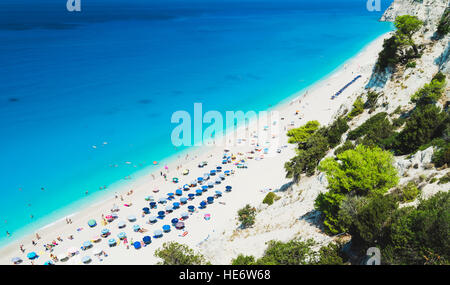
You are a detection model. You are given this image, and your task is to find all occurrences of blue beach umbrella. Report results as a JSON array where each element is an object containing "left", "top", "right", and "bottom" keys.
[
  {"left": 175, "top": 189, "right": 183, "bottom": 196},
  {"left": 224, "top": 170, "right": 230, "bottom": 176},
  {"left": 180, "top": 197, "right": 188, "bottom": 204},
  {"left": 225, "top": 186, "right": 232, "bottom": 192},
  {"left": 208, "top": 182, "right": 214, "bottom": 188},
  {"left": 117, "top": 232, "right": 127, "bottom": 239},
  {"left": 162, "top": 225, "right": 171, "bottom": 232},
  {"left": 158, "top": 198, "right": 167, "bottom": 204},
  {"left": 201, "top": 185, "right": 208, "bottom": 191},
  {"left": 200, "top": 201, "right": 207, "bottom": 208},
  {"left": 181, "top": 212, "right": 189, "bottom": 219},
  {"left": 207, "top": 196, "right": 214, "bottom": 204},
  {"left": 142, "top": 207, "right": 150, "bottom": 214},
  {"left": 188, "top": 193, "right": 195, "bottom": 200},
  {"left": 187, "top": 205, "right": 195, "bottom": 212},
  {"left": 215, "top": 191, "right": 222, "bottom": 197},
  {"left": 171, "top": 218, "right": 179, "bottom": 225},
  {"left": 27, "top": 252, "right": 37, "bottom": 260},
  {"left": 149, "top": 216, "right": 157, "bottom": 223},
  {"left": 43, "top": 260, "right": 54, "bottom": 265},
  {"left": 133, "top": 224, "right": 141, "bottom": 232},
  {"left": 175, "top": 222, "right": 185, "bottom": 230},
  {"left": 87, "top": 219, "right": 97, "bottom": 228},
  {"left": 133, "top": 242, "right": 141, "bottom": 249},
  {"left": 165, "top": 205, "right": 173, "bottom": 212},
  {"left": 210, "top": 170, "right": 216, "bottom": 176},
  {"left": 108, "top": 238, "right": 116, "bottom": 246},
  {"left": 219, "top": 174, "right": 225, "bottom": 180},
  {"left": 203, "top": 174, "right": 209, "bottom": 180},
  {"left": 118, "top": 221, "right": 126, "bottom": 228},
  {"left": 83, "top": 241, "right": 92, "bottom": 248},
  {"left": 197, "top": 177, "right": 203, "bottom": 182},
  {"left": 81, "top": 256, "right": 91, "bottom": 264},
  {"left": 183, "top": 184, "right": 190, "bottom": 190},
  {"left": 101, "top": 228, "right": 110, "bottom": 235},
  {"left": 158, "top": 211, "right": 165, "bottom": 217},
  {"left": 172, "top": 202, "right": 180, "bottom": 209},
  {"left": 143, "top": 236, "right": 151, "bottom": 244},
  {"left": 149, "top": 202, "right": 157, "bottom": 209},
  {"left": 196, "top": 189, "right": 203, "bottom": 196},
  {"left": 127, "top": 215, "right": 136, "bottom": 222},
  {"left": 215, "top": 178, "right": 221, "bottom": 184}
]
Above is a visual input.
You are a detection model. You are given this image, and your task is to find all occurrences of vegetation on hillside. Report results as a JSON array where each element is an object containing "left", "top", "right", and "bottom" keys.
[{"left": 155, "top": 242, "right": 210, "bottom": 265}]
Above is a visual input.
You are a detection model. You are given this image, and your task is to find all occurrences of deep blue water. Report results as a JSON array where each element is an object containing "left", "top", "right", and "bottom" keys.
[{"left": 0, "top": 0, "right": 393, "bottom": 245}]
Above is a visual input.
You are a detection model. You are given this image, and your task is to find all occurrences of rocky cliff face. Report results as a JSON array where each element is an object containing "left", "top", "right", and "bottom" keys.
[{"left": 381, "top": 0, "right": 448, "bottom": 31}]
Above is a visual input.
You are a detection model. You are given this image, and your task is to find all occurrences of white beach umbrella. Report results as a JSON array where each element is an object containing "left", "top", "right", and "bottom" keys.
[
  {"left": 93, "top": 248, "right": 103, "bottom": 256},
  {"left": 57, "top": 253, "right": 68, "bottom": 261}
]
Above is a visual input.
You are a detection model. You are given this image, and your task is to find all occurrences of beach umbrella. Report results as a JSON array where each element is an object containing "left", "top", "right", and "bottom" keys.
[
  {"left": 81, "top": 256, "right": 91, "bottom": 264},
  {"left": 108, "top": 238, "right": 116, "bottom": 246},
  {"left": 183, "top": 184, "right": 190, "bottom": 190},
  {"left": 27, "top": 252, "right": 37, "bottom": 260},
  {"left": 158, "top": 198, "right": 167, "bottom": 204},
  {"left": 101, "top": 228, "right": 110, "bottom": 235},
  {"left": 57, "top": 254, "right": 68, "bottom": 261},
  {"left": 165, "top": 205, "right": 173, "bottom": 212},
  {"left": 149, "top": 202, "right": 157, "bottom": 209},
  {"left": 219, "top": 174, "right": 225, "bottom": 180},
  {"left": 196, "top": 189, "right": 203, "bottom": 196},
  {"left": 215, "top": 191, "right": 222, "bottom": 197},
  {"left": 133, "top": 242, "right": 141, "bottom": 249},
  {"left": 145, "top": 196, "right": 152, "bottom": 201},
  {"left": 215, "top": 178, "right": 221, "bottom": 184},
  {"left": 197, "top": 177, "right": 203, "bottom": 182},
  {"left": 143, "top": 236, "right": 151, "bottom": 245},
  {"left": 200, "top": 201, "right": 207, "bottom": 208},
  {"left": 182, "top": 169, "right": 189, "bottom": 175},
  {"left": 105, "top": 215, "right": 114, "bottom": 222},
  {"left": 117, "top": 232, "right": 127, "bottom": 239},
  {"left": 188, "top": 193, "right": 195, "bottom": 200},
  {"left": 162, "top": 225, "right": 171, "bottom": 232},
  {"left": 180, "top": 197, "right": 188, "bottom": 204},
  {"left": 175, "top": 222, "right": 185, "bottom": 230},
  {"left": 118, "top": 221, "right": 126, "bottom": 228},
  {"left": 127, "top": 215, "right": 136, "bottom": 222},
  {"left": 149, "top": 216, "right": 157, "bottom": 223},
  {"left": 204, "top": 214, "right": 211, "bottom": 221},
  {"left": 208, "top": 182, "right": 214, "bottom": 188},
  {"left": 207, "top": 196, "right": 214, "bottom": 204},
  {"left": 93, "top": 248, "right": 103, "bottom": 256},
  {"left": 171, "top": 218, "right": 179, "bottom": 225},
  {"left": 11, "top": 257, "right": 22, "bottom": 264},
  {"left": 187, "top": 205, "right": 195, "bottom": 212},
  {"left": 210, "top": 170, "right": 216, "bottom": 175},
  {"left": 203, "top": 174, "right": 209, "bottom": 180},
  {"left": 181, "top": 212, "right": 189, "bottom": 219},
  {"left": 175, "top": 189, "right": 183, "bottom": 196},
  {"left": 83, "top": 241, "right": 92, "bottom": 248},
  {"left": 172, "top": 202, "right": 180, "bottom": 209},
  {"left": 190, "top": 180, "right": 197, "bottom": 186},
  {"left": 201, "top": 185, "right": 208, "bottom": 191},
  {"left": 153, "top": 229, "right": 163, "bottom": 238},
  {"left": 222, "top": 159, "right": 228, "bottom": 164},
  {"left": 43, "top": 260, "right": 54, "bottom": 265},
  {"left": 224, "top": 170, "right": 230, "bottom": 176},
  {"left": 88, "top": 219, "right": 97, "bottom": 227},
  {"left": 216, "top": 166, "right": 222, "bottom": 171},
  {"left": 172, "top": 177, "right": 179, "bottom": 183},
  {"left": 158, "top": 211, "right": 165, "bottom": 217},
  {"left": 133, "top": 224, "right": 141, "bottom": 232},
  {"left": 167, "top": 192, "right": 174, "bottom": 198},
  {"left": 225, "top": 186, "right": 232, "bottom": 192},
  {"left": 142, "top": 207, "right": 150, "bottom": 214},
  {"left": 111, "top": 205, "right": 119, "bottom": 212}
]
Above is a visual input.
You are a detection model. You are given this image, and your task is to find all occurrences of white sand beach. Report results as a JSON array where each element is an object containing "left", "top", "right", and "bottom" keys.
[{"left": 0, "top": 32, "right": 392, "bottom": 265}]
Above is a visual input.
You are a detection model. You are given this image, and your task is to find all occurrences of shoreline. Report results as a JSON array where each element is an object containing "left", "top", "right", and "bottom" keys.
[{"left": 0, "top": 31, "right": 392, "bottom": 264}]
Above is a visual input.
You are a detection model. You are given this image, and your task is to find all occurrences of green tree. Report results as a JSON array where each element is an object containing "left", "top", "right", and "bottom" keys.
[
  {"left": 255, "top": 239, "right": 317, "bottom": 265},
  {"left": 315, "top": 191, "right": 346, "bottom": 235},
  {"left": 263, "top": 192, "right": 279, "bottom": 206},
  {"left": 231, "top": 254, "right": 256, "bottom": 265},
  {"left": 319, "top": 145, "right": 399, "bottom": 196},
  {"left": 347, "top": 97, "right": 365, "bottom": 119},
  {"left": 411, "top": 73, "right": 446, "bottom": 105},
  {"left": 155, "top": 242, "right": 210, "bottom": 265},
  {"left": 238, "top": 204, "right": 257, "bottom": 228},
  {"left": 287, "top": 120, "right": 320, "bottom": 144}
]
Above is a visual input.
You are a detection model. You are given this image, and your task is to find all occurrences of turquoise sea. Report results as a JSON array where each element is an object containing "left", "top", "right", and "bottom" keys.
[{"left": 0, "top": 0, "right": 393, "bottom": 246}]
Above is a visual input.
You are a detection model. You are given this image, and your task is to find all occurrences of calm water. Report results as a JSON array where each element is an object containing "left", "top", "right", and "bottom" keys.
[{"left": 0, "top": 0, "right": 393, "bottom": 245}]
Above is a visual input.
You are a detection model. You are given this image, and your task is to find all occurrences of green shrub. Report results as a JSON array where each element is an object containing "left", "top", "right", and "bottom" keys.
[
  {"left": 436, "top": 7, "right": 450, "bottom": 37},
  {"left": 315, "top": 191, "right": 346, "bottom": 235},
  {"left": 406, "top": 61, "right": 416, "bottom": 68},
  {"left": 392, "top": 182, "right": 421, "bottom": 203},
  {"left": 364, "top": 90, "right": 380, "bottom": 110},
  {"left": 431, "top": 139, "right": 450, "bottom": 167},
  {"left": 231, "top": 254, "right": 255, "bottom": 265},
  {"left": 323, "top": 116, "right": 349, "bottom": 148},
  {"left": 263, "top": 192, "right": 279, "bottom": 206},
  {"left": 347, "top": 97, "right": 365, "bottom": 119},
  {"left": 255, "top": 239, "right": 317, "bottom": 265},
  {"left": 396, "top": 104, "right": 447, "bottom": 155},
  {"left": 238, "top": 204, "right": 257, "bottom": 228},
  {"left": 155, "top": 242, "right": 210, "bottom": 265},
  {"left": 411, "top": 74, "right": 446, "bottom": 105},
  {"left": 334, "top": 141, "right": 355, "bottom": 156},
  {"left": 287, "top": 120, "right": 320, "bottom": 144},
  {"left": 438, "top": 172, "right": 450, "bottom": 184},
  {"left": 315, "top": 242, "right": 345, "bottom": 265}
]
